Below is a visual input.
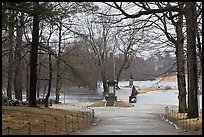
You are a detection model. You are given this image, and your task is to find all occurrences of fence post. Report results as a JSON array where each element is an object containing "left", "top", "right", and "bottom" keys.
[
  {"left": 182, "top": 113, "right": 184, "bottom": 129},
  {"left": 7, "top": 126, "right": 10, "bottom": 135},
  {"left": 185, "top": 116, "right": 188, "bottom": 132},
  {"left": 86, "top": 112, "right": 89, "bottom": 128},
  {"left": 28, "top": 122, "right": 31, "bottom": 135},
  {"left": 176, "top": 111, "right": 178, "bottom": 125},
  {"left": 169, "top": 109, "right": 171, "bottom": 121},
  {"left": 82, "top": 112, "right": 85, "bottom": 130},
  {"left": 195, "top": 118, "right": 199, "bottom": 135},
  {"left": 83, "top": 106, "right": 86, "bottom": 112},
  {"left": 71, "top": 114, "right": 74, "bottom": 132},
  {"left": 173, "top": 110, "right": 175, "bottom": 122},
  {"left": 43, "top": 120, "right": 46, "bottom": 135},
  {"left": 165, "top": 106, "right": 168, "bottom": 119},
  {"left": 65, "top": 116, "right": 67, "bottom": 134},
  {"left": 89, "top": 111, "right": 92, "bottom": 125},
  {"left": 55, "top": 117, "right": 57, "bottom": 134},
  {"left": 188, "top": 118, "right": 190, "bottom": 133},
  {"left": 92, "top": 109, "right": 94, "bottom": 123},
  {"left": 86, "top": 106, "right": 88, "bottom": 112},
  {"left": 76, "top": 114, "right": 79, "bottom": 130}
]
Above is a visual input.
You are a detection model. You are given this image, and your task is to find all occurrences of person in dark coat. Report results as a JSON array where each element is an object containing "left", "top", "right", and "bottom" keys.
[
  {"left": 131, "top": 85, "right": 138, "bottom": 97},
  {"left": 129, "top": 85, "right": 138, "bottom": 103}
]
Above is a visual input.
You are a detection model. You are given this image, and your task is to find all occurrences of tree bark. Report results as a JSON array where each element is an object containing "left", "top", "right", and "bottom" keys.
[
  {"left": 99, "top": 58, "right": 108, "bottom": 94},
  {"left": 26, "top": 61, "right": 30, "bottom": 101},
  {"left": 175, "top": 3, "right": 187, "bottom": 113},
  {"left": 196, "top": 24, "right": 202, "bottom": 78},
  {"left": 45, "top": 52, "right": 52, "bottom": 107},
  {"left": 154, "top": 3, "right": 187, "bottom": 113},
  {"left": 36, "top": 62, "right": 42, "bottom": 98},
  {"left": 7, "top": 10, "right": 14, "bottom": 100},
  {"left": 14, "top": 12, "right": 24, "bottom": 101},
  {"left": 55, "top": 18, "right": 62, "bottom": 103},
  {"left": 185, "top": 2, "right": 198, "bottom": 118},
  {"left": 29, "top": 2, "right": 40, "bottom": 107}
]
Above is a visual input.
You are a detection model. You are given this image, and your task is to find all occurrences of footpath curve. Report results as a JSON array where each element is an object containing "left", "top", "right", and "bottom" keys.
[
  {"left": 76, "top": 88, "right": 187, "bottom": 135},
  {"left": 51, "top": 88, "right": 188, "bottom": 135},
  {"left": 77, "top": 103, "right": 187, "bottom": 135}
]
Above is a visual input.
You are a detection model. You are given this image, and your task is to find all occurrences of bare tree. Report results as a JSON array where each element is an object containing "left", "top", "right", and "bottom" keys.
[
  {"left": 29, "top": 2, "right": 40, "bottom": 107},
  {"left": 7, "top": 10, "right": 15, "bottom": 100},
  {"left": 73, "top": 14, "right": 114, "bottom": 93},
  {"left": 185, "top": 2, "right": 198, "bottom": 118},
  {"left": 148, "top": 2, "right": 187, "bottom": 113},
  {"left": 172, "top": 2, "right": 187, "bottom": 113},
  {"left": 114, "top": 25, "right": 138, "bottom": 86},
  {"left": 43, "top": 25, "right": 56, "bottom": 107},
  {"left": 104, "top": 2, "right": 200, "bottom": 117},
  {"left": 195, "top": 2, "right": 202, "bottom": 80},
  {"left": 14, "top": 12, "right": 24, "bottom": 101}
]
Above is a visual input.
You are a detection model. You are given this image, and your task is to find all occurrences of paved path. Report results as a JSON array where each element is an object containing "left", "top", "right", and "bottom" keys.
[
  {"left": 52, "top": 88, "right": 188, "bottom": 135},
  {"left": 77, "top": 104, "right": 187, "bottom": 135}
]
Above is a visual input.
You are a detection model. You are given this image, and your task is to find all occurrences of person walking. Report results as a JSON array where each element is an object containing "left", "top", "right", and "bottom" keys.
[
  {"left": 131, "top": 85, "right": 138, "bottom": 96},
  {"left": 129, "top": 85, "right": 138, "bottom": 103}
]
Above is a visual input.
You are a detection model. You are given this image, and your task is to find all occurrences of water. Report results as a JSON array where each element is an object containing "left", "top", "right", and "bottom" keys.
[
  {"left": 116, "top": 80, "right": 202, "bottom": 109},
  {"left": 2, "top": 80, "right": 202, "bottom": 109},
  {"left": 57, "top": 87, "right": 104, "bottom": 103},
  {"left": 118, "top": 80, "right": 178, "bottom": 89}
]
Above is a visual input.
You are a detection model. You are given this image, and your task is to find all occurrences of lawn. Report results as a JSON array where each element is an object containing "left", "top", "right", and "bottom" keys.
[
  {"left": 165, "top": 111, "right": 202, "bottom": 134},
  {"left": 88, "top": 100, "right": 133, "bottom": 107},
  {"left": 2, "top": 106, "right": 92, "bottom": 135}
]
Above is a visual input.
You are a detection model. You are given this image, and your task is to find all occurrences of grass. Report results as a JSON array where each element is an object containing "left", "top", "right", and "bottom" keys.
[
  {"left": 88, "top": 100, "right": 106, "bottom": 107},
  {"left": 137, "top": 85, "right": 173, "bottom": 94},
  {"left": 88, "top": 100, "right": 133, "bottom": 107},
  {"left": 166, "top": 112, "right": 202, "bottom": 134},
  {"left": 2, "top": 106, "right": 90, "bottom": 135},
  {"left": 115, "top": 100, "right": 133, "bottom": 107},
  {"left": 138, "top": 87, "right": 162, "bottom": 94},
  {"left": 156, "top": 75, "right": 178, "bottom": 82}
]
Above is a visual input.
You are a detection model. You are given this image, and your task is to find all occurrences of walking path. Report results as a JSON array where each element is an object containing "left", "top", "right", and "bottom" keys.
[
  {"left": 77, "top": 104, "right": 188, "bottom": 135},
  {"left": 52, "top": 88, "right": 188, "bottom": 135}
]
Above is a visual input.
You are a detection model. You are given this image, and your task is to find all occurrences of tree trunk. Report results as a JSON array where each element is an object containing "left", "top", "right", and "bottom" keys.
[
  {"left": 7, "top": 10, "right": 14, "bottom": 100},
  {"left": 36, "top": 62, "right": 42, "bottom": 98},
  {"left": 29, "top": 2, "right": 40, "bottom": 107},
  {"left": 185, "top": 2, "right": 198, "bottom": 118},
  {"left": 175, "top": 4, "right": 187, "bottom": 113},
  {"left": 196, "top": 25, "right": 202, "bottom": 78},
  {"left": 116, "top": 55, "right": 129, "bottom": 86},
  {"left": 99, "top": 58, "right": 108, "bottom": 94},
  {"left": 45, "top": 52, "right": 52, "bottom": 107},
  {"left": 55, "top": 18, "right": 62, "bottom": 103},
  {"left": 102, "top": 74, "right": 108, "bottom": 95},
  {"left": 14, "top": 12, "right": 24, "bottom": 101},
  {"left": 26, "top": 61, "right": 30, "bottom": 101}
]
